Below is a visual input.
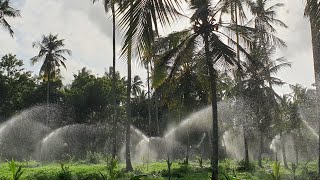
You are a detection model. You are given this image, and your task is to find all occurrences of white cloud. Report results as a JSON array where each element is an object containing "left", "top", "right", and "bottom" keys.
[
  {"left": 0, "top": 0, "right": 316, "bottom": 94},
  {"left": 0, "top": 33, "right": 18, "bottom": 55},
  {"left": 274, "top": 0, "right": 315, "bottom": 93},
  {"left": 0, "top": 0, "right": 124, "bottom": 84}
]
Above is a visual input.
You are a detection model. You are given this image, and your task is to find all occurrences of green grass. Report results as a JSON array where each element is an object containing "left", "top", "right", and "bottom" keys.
[{"left": 0, "top": 159, "right": 317, "bottom": 179}]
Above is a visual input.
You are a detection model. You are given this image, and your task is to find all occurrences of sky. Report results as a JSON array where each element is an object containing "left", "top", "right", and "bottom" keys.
[{"left": 0, "top": 0, "right": 315, "bottom": 94}]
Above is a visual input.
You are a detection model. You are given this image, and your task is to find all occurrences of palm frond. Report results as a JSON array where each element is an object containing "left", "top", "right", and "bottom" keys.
[
  {"left": 56, "top": 49, "right": 72, "bottom": 56},
  {"left": 118, "top": 0, "right": 183, "bottom": 60},
  {"left": 0, "top": 0, "right": 20, "bottom": 37},
  {"left": 92, "top": 0, "right": 112, "bottom": 13},
  {"left": 59, "top": 60, "right": 67, "bottom": 70},
  {"left": 269, "top": 61, "right": 291, "bottom": 75},
  {"left": 31, "top": 34, "right": 71, "bottom": 79},
  {"left": 0, "top": 18, "right": 13, "bottom": 36},
  {"left": 152, "top": 32, "right": 198, "bottom": 87}
]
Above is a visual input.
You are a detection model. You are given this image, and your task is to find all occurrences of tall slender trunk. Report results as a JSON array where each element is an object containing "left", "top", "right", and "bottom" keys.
[
  {"left": 234, "top": 1, "right": 249, "bottom": 165},
  {"left": 310, "top": 20, "right": 320, "bottom": 174},
  {"left": 234, "top": 1, "right": 240, "bottom": 63},
  {"left": 258, "top": 130, "right": 263, "bottom": 167},
  {"left": 46, "top": 67, "right": 50, "bottom": 126},
  {"left": 111, "top": 1, "right": 117, "bottom": 159},
  {"left": 222, "top": 138, "right": 227, "bottom": 157},
  {"left": 294, "top": 133, "right": 299, "bottom": 164},
  {"left": 125, "top": 0, "right": 134, "bottom": 172},
  {"left": 147, "top": 63, "right": 152, "bottom": 136},
  {"left": 267, "top": 67, "right": 286, "bottom": 167},
  {"left": 243, "top": 125, "right": 249, "bottom": 164},
  {"left": 207, "top": 130, "right": 213, "bottom": 164},
  {"left": 295, "top": 128, "right": 302, "bottom": 164},
  {"left": 126, "top": 42, "right": 133, "bottom": 171},
  {"left": 280, "top": 130, "right": 288, "bottom": 168},
  {"left": 47, "top": 76, "right": 50, "bottom": 105},
  {"left": 149, "top": 64, "right": 160, "bottom": 135},
  {"left": 230, "top": 0, "right": 234, "bottom": 23},
  {"left": 155, "top": 91, "right": 160, "bottom": 135},
  {"left": 204, "top": 32, "right": 219, "bottom": 180},
  {"left": 186, "top": 127, "right": 190, "bottom": 165}
]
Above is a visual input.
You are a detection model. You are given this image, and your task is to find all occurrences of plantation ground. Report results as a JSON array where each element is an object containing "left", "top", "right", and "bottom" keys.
[{"left": 0, "top": 159, "right": 318, "bottom": 179}]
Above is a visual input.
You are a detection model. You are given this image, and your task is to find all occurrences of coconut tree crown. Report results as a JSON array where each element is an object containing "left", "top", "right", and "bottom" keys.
[
  {"left": 31, "top": 34, "right": 71, "bottom": 81},
  {"left": 247, "top": 0, "right": 287, "bottom": 47},
  {"left": 0, "top": 0, "right": 21, "bottom": 37}
]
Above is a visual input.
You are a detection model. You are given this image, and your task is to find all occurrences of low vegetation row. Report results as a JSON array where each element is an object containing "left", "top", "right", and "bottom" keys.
[{"left": 0, "top": 157, "right": 318, "bottom": 180}]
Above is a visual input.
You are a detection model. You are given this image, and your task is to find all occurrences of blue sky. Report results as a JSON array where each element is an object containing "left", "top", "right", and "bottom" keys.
[{"left": 0, "top": 0, "right": 315, "bottom": 94}]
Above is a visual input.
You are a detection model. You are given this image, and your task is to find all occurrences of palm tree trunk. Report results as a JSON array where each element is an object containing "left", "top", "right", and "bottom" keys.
[
  {"left": 294, "top": 133, "right": 299, "bottom": 164},
  {"left": 243, "top": 125, "right": 249, "bottom": 165},
  {"left": 125, "top": 40, "right": 134, "bottom": 171},
  {"left": 310, "top": 20, "right": 320, "bottom": 174},
  {"left": 125, "top": 0, "right": 134, "bottom": 172},
  {"left": 147, "top": 63, "right": 152, "bottom": 136},
  {"left": 258, "top": 130, "right": 263, "bottom": 167},
  {"left": 126, "top": 43, "right": 133, "bottom": 171},
  {"left": 234, "top": 3, "right": 250, "bottom": 165},
  {"left": 296, "top": 128, "right": 302, "bottom": 164},
  {"left": 230, "top": 0, "right": 234, "bottom": 23},
  {"left": 46, "top": 70, "right": 50, "bottom": 126},
  {"left": 204, "top": 33, "right": 219, "bottom": 180},
  {"left": 280, "top": 130, "right": 288, "bottom": 168},
  {"left": 234, "top": 0, "right": 240, "bottom": 62},
  {"left": 47, "top": 77, "right": 50, "bottom": 105},
  {"left": 150, "top": 64, "right": 160, "bottom": 135},
  {"left": 111, "top": 1, "right": 117, "bottom": 159},
  {"left": 186, "top": 127, "right": 190, "bottom": 165},
  {"left": 267, "top": 69, "right": 288, "bottom": 168},
  {"left": 155, "top": 91, "right": 160, "bottom": 135},
  {"left": 222, "top": 137, "right": 227, "bottom": 157}
]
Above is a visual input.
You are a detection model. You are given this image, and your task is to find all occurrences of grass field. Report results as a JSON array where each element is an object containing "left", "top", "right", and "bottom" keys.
[{"left": 0, "top": 159, "right": 318, "bottom": 179}]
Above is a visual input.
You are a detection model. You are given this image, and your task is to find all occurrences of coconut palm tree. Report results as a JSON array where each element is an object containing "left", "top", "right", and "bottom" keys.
[
  {"left": 31, "top": 34, "right": 71, "bottom": 105},
  {"left": 92, "top": 0, "right": 119, "bottom": 159},
  {"left": 265, "top": 47, "right": 291, "bottom": 167},
  {"left": 219, "top": 0, "right": 248, "bottom": 22},
  {"left": 304, "top": 0, "right": 320, "bottom": 173},
  {"left": 277, "top": 95, "right": 291, "bottom": 168},
  {"left": 240, "top": 41, "right": 290, "bottom": 167},
  {"left": 289, "top": 84, "right": 308, "bottom": 164},
  {"left": 247, "top": 0, "right": 287, "bottom": 47},
  {"left": 131, "top": 75, "right": 143, "bottom": 97},
  {"left": 243, "top": 0, "right": 287, "bottom": 167},
  {"left": 187, "top": 0, "right": 242, "bottom": 176},
  {"left": 146, "top": 62, "right": 152, "bottom": 136},
  {"left": 218, "top": 0, "right": 253, "bottom": 165},
  {"left": 149, "top": 0, "right": 254, "bottom": 176},
  {"left": 0, "top": 0, "right": 20, "bottom": 37},
  {"left": 118, "top": 0, "right": 183, "bottom": 171}
]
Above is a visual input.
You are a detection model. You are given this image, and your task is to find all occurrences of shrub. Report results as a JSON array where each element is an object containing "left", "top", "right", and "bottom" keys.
[
  {"left": 299, "top": 162, "right": 318, "bottom": 180},
  {"left": 269, "top": 161, "right": 281, "bottom": 180},
  {"left": 7, "top": 159, "right": 24, "bottom": 180},
  {"left": 290, "top": 162, "right": 297, "bottom": 179},
  {"left": 74, "top": 172, "right": 103, "bottom": 180},
  {"left": 57, "top": 163, "right": 72, "bottom": 180},
  {"left": 61, "top": 154, "right": 76, "bottom": 164},
  {"left": 236, "top": 160, "right": 255, "bottom": 172},
  {"left": 196, "top": 155, "right": 203, "bottom": 168},
  {"left": 161, "top": 164, "right": 189, "bottom": 178},
  {"left": 130, "top": 175, "right": 148, "bottom": 180},
  {"left": 27, "top": 171, "right": 56, "bottom": 180},
  {"left": 222, "top": 171, "right": 238, "bottom": 180},
  {"left": 107, "top": 157, "right": 118, "bottom": 180},
  {"left": 85, "top": 151, "right": 104, "bottom": 164}
]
